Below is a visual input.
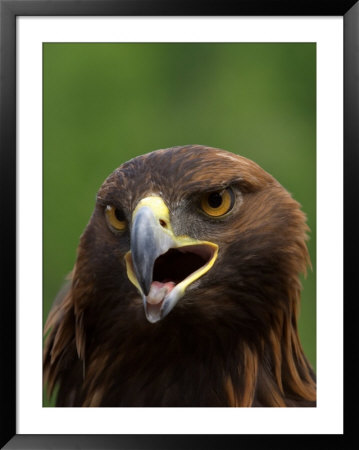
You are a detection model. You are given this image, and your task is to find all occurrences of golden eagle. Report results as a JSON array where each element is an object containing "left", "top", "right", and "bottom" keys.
[{"left": 44, "top": 145, "right": 316, "bottom": 407}]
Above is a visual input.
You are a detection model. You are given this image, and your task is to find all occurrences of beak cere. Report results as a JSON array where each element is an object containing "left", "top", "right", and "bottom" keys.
[{"left": 124, "top": 196, "right": 218, "bottom": 323}]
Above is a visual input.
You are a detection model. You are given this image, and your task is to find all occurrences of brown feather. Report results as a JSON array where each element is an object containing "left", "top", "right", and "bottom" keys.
[{"left": 44, "top": 145, "right": 316, "bottom": 407}]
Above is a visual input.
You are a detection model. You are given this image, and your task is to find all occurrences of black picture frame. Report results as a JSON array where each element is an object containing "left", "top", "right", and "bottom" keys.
[{"left": 1, "top": 1, "right": 357, "bottom": 448}]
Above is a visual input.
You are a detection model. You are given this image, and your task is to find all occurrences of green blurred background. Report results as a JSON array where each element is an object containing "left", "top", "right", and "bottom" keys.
[{"left": 43, "top": 43, "right": 316, "bottom": 406}]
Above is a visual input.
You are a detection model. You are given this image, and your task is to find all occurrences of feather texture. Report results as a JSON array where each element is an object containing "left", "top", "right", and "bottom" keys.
[{"left": 44, "top": 145, "right": 316, "bottom": 407}]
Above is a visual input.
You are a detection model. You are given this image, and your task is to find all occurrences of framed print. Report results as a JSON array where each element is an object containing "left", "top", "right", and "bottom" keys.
[{"left": 1, "top": 0, "right": 357, "bottom": 448}]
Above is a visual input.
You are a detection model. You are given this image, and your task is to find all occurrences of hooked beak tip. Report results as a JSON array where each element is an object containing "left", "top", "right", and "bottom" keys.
[{"left": 140, "top": 278, "right": 150, "bottom": 297}]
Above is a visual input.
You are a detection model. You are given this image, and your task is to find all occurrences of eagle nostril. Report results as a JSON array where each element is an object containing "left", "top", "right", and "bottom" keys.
[{"left": 159, "top": 219, "right": 167, "bottom": 228}]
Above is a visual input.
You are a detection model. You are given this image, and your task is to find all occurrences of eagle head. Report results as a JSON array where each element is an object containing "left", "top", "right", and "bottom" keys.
[{"left": 44, "top": 145, "right": 316, "bottom": 407}]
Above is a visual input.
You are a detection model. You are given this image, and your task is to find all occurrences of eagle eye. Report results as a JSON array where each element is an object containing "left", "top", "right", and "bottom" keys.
[
  {"left": 200, "top": 188, "right": 234, "bottom": 217},
  {"left": 105, "top": 205, "right": 127, "bottom": 231}
]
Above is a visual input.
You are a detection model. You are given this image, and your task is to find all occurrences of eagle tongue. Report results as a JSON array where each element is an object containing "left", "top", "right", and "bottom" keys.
[{"left": 146, "top": 281, "right": 176, "bottom": 305}]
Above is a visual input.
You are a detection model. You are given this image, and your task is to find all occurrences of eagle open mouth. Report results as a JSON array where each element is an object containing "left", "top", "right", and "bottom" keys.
[
  {"left": 125, "top": 197, "right": 219, "bottom": 322},
  {"left": 153, "top": 245, "right": 213, "bottom": 285},
  {"left": 146, "top": 245, "right": 215, "bottom": 318}
]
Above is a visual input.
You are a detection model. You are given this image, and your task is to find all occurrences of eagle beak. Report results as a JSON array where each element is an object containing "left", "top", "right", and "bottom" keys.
[{"left": 124, "top": 196, "right": 218, "bottom": 323}]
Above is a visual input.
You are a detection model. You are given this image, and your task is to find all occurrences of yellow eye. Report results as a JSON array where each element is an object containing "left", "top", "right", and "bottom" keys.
[
  {"left": 105, "top": 205, "right": 127, "bottom": 231},
  {"left": 200, "top": 188, "right": 234, "bottom": 217}
]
